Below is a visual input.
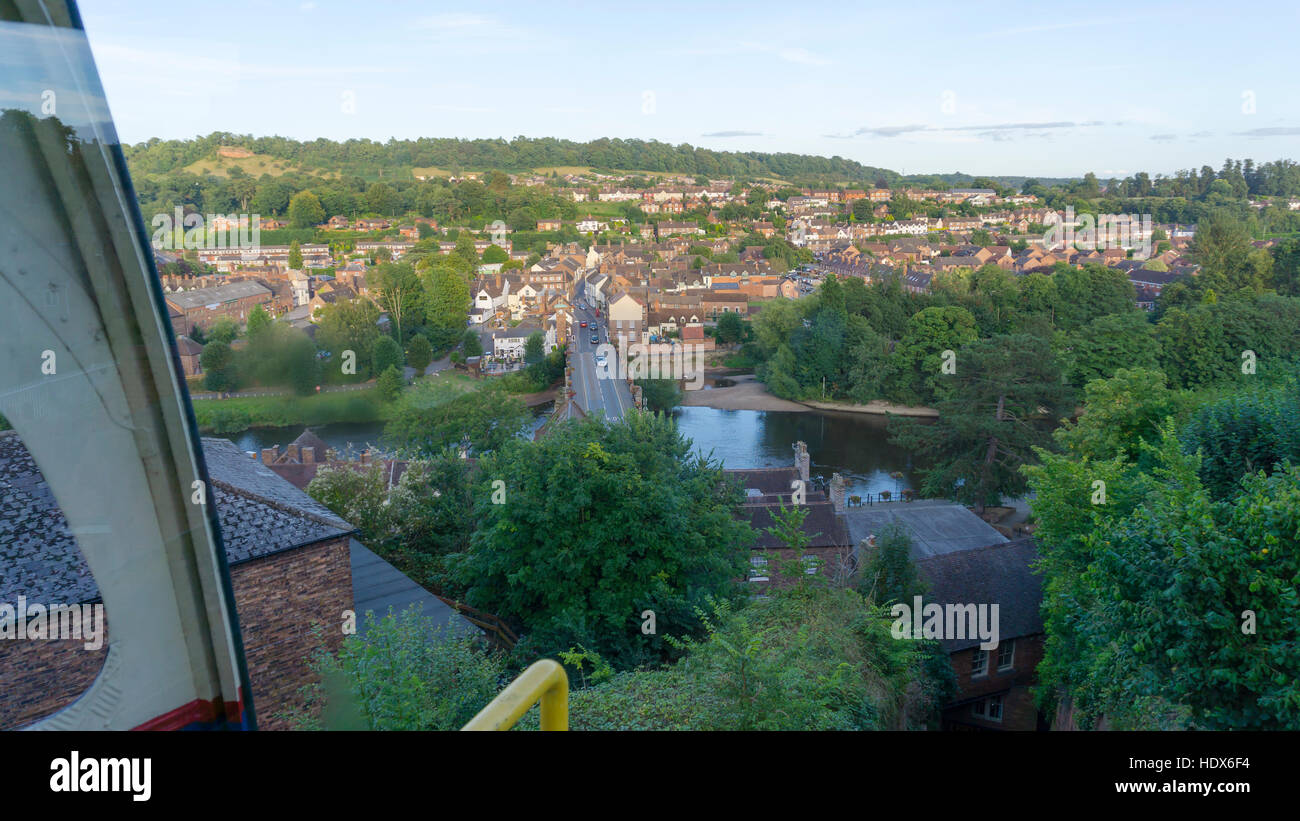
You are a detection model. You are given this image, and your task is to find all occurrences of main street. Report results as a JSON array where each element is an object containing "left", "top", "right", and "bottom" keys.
[{"left": 571, "top": 280, "right": 634, "bottom": 420}]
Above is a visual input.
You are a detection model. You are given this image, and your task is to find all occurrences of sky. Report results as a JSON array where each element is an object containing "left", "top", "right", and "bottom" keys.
[{"left": 75, "top": 0, "right": 1300, "bottom": 178}]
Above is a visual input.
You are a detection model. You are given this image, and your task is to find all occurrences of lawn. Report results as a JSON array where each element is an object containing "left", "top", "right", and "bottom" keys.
[{"left": 191, "top": 388, "right": 392, "bottom": 433}]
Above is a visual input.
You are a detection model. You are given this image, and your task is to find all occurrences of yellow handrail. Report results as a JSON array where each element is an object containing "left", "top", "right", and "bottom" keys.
[{"left": 461, "top": 659, "right": 569, "bottom": 731}]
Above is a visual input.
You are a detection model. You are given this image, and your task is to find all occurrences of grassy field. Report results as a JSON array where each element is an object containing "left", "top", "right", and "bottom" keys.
[
  {"left": 191, "top": 388, "right": 392, "bottom": 433},
  {"left": 412, "top": 166, "right": 454, "bottom": 179},
  {"left": 180, "top": 152, "right": 311, "bottom": 179}
]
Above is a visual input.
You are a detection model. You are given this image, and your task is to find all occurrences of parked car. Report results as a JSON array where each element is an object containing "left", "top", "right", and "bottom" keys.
[{"left": 580, "top": 321, "right": 587, "bottom": 328}]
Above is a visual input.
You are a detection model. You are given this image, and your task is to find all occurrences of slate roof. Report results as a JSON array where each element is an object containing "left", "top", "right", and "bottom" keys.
[
  {"left": 165, "top": 280, "right": 270, "bottom": 310},
  {"left": 0, "top": 432, "right": 353, "bottom": 605},
  {"left": 913, "top": 538, "right": 1044, "bottom": 652},
  {"left": 726, "top": 466, "right": 801, "bottom": 495},
  {"left": 742, "top": 501, "right": 851, "bottom": 549}
]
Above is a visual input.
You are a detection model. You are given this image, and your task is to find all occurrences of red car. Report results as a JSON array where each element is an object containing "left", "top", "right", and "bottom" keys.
[{"left": 580, "top": 321, "right": 587, "bottom": 328}]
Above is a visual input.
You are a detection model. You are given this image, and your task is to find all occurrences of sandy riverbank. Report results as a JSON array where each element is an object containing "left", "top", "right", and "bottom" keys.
[
  {"left": 679, "top": 374, "right": 937, "bottom": 416},
  {"left": 680, "top": 374, "right": 809, "bottom": 411}
]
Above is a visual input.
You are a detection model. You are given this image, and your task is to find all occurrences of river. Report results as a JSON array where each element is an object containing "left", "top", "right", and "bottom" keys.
[{"left": 222, "top": 404, "right": 919, "bottom": 499}]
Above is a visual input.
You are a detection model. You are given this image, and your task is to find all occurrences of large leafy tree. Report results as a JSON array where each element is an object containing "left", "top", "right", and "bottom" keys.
[
  {"left": 422, "top": 260, "right": 471, "bottom": 348},
  {"left": 1180, "top": 376, "right": 1300, "bottom": 499},
  {"left": 451, "top": 413, "right": 755, "bottom": 669},
  {"left": 406, "top": 333, "right": 434, "bottom": 376},
  {"left": 371, "top": 262, "right": 424, "bottom": 342},
  {"left": 382, "top": 384, "right": 529, "bottom": 456},
  {"left": 287, "top": 190, "right": 325, "bottom": 228},
  {"left": 200, "top": 340, "right": 238, "bottom": 392},
  {"left": 890, "top": 333, "right": 1071, "bottom": 512},
  {"left": 1057, "top": 311, "right": 1159, "bottom": 387},
  {"left": 885, "top": 305, "right": 978, "bottom": 406},
  {"left": 371, "top": 334, "right": 404, "bottom": 376},
  {"left": 1032, "top": 435, "right": 1300, "bottom": 730},
  {"left": 316, "top": 298, "right": 382, "bottom": 380}
]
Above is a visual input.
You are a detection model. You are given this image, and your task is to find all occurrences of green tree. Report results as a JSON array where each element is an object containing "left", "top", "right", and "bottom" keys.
[
  {"left": 292, "top": 608, "right": 503, "bottom": 731},
  {"left": 365, "top": 182, "right": 398, "bottom": 215},
  {"left": 288, "top": 190, "right": 325, "bottom": 229},
  {"left": 316, "top": 298, "right": 382, "bottom": 380},
  {"left": 462, "top": 329, "right": 483, "bottom": 358},
  {"left": 885, "top": 305, "right": 979, "bottom": 406},
  {"left": 452, "top": 413, "right": 756, "bottom": 670},
  {"left": 207, "top": 317, "right": 239, "bottom": 345},
  {"left": 372, "top": 262, "right": 424, "bottom": 341},
  {"left": 423, "top": 261, "right": 471, "bottom": 348},
  {"left": 1057, "top": 311, "right": 1159, "bottom": 387},
  {"left": 376, "top": 365, "right": 404, "bottom": 401},
  {"left": 890, "top": 334, "right": 1071, "bottom": 512},
  {"left": 523, "top": 331, "right": 545, "bottom": 366},
  {"left": 288, "top": 239, "right": 303, "bottom": 270},
  {"left": 200, "top": 340, "right": 238, "bottom": 392},
  {"left": 371, "top": 335, "right": 404, "bottom": 376},
  {"left": 245, "top": 303, "right": 271, "bottom": 339},
  {"left": 715, "top": 311, "right": 744, "bottom": 344},
  {"left": 636, "top": 378, "right": 683, "bottom": 413},
  {"left": 1031, "top": 432, "right": 1300, "bottom": 730},
  {"left": 857, "top": 521, "right": 924, "bottom": 605},
  {"left": 406, "top": 333, "right": 434, "bottom": 376},
  {"left": 382, "top": 385, "right": 529, "bottom": 456}
]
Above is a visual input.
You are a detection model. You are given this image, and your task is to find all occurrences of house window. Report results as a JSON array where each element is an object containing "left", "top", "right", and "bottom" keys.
[
  {"left": 997, "top": 640, "right": 1015, "bottom": 671},
  {"left": 971, "top": 649, "right": 988, "bottom": 677},
  {"left": 801, "top": 555, "right": 821, "bottom": 575},
  {"left": 973, "top": 694, "right": 1005, "bottom": 722},
  {"left": 748, "top": 556, "right": 768, "bottom": 583}
]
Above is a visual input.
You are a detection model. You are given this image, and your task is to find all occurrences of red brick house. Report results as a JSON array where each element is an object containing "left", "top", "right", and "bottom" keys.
[
  {"left": 913, "top": 538, "right": 1046, "bottom": 731},
  {"left": 0, "top": 433, "right": 357, "bottom": 730}
]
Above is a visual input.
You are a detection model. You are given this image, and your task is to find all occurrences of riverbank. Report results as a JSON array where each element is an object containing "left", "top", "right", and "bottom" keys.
[
  {"left": 679, "top": 374, "right": 936, "bottom": 417},
  {"left": 192, "top": 388, "right": 391, "bottom": 434},
  {"left": 680, "top": 374, "right": 808, "bottom": 411}
]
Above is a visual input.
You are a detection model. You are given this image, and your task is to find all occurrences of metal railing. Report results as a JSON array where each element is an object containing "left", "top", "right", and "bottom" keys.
[{"left": 461, "top": 660, "right": 569, "bottom": 731}]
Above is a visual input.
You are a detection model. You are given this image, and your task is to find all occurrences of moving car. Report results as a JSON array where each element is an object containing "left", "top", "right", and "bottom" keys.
[
  {"left": 591, "top": 334, "right": 598, "bottom": 343},
  {"left": 580, "top": 321, "right": 587, "bottom": 328}
]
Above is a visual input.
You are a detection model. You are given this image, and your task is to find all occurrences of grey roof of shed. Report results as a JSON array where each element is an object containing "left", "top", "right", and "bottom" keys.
[
  {"left": 0, "top": 432, "right": 353, "bottom": 604},
  {"left": 165, "top": 280, "right": 270, "bottom": 310},
  {"left": 842, "top": 501, "right": 1007, "bottom": 560}
]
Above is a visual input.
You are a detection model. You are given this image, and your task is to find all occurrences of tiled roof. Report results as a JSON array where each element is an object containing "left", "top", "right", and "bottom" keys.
[
  {"left": 913, "top": 538, "right": 1044, "bottom": 652},
  {"left": 0, "top": 433, "right": 353, "bottom": 605},
  {"left": 742, "top": 501, "right": 851, "bottom": 549}
]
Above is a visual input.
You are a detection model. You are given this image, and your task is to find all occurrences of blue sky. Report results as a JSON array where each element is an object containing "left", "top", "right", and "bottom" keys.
[{"left": 78, "top": 0, "right": 1300, "bottom": 178}]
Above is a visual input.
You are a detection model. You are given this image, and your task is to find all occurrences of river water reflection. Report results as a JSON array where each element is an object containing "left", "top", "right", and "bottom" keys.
[{"left": 223, "top": 404, "right": 921, "bottom": 500}]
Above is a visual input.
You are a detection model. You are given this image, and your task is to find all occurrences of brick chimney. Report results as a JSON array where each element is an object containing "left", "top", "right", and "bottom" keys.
[
  {"left": 360, "top": 449, "right": 371, "bottom": 465},
  {"left": 301, "top": 446, "right": 315, "bottom": 464},
  {"left": 260, "top": 446, "right": 277, "bottom": 466},
  {"left": 794, "top": 441, "right": 810, "bottom": 485},
  {"left": 829, "top": 472, "right": 846, "bottom": 514},
  {"left": 285, "top": 443, "right": 300, "bottom": 463}
]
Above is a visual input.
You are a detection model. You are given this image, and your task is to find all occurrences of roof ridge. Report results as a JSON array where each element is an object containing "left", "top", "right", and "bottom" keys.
[{"left": 207, "top": 476, "right": 350, "bottom": 532}]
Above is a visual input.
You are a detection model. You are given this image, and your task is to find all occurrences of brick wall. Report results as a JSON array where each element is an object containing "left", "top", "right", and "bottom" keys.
[
  {"left": 941, "top": 634, "right": 1045, "bottom": 731},
  {"left": 0, "top": 607, "right": 109, "bottom": 729},
  {"left": 228, "top": 536, "right": 351, "bottom": 729},
  {"left": 0, "top": 535, "right": 351, "bottom": 730}
]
